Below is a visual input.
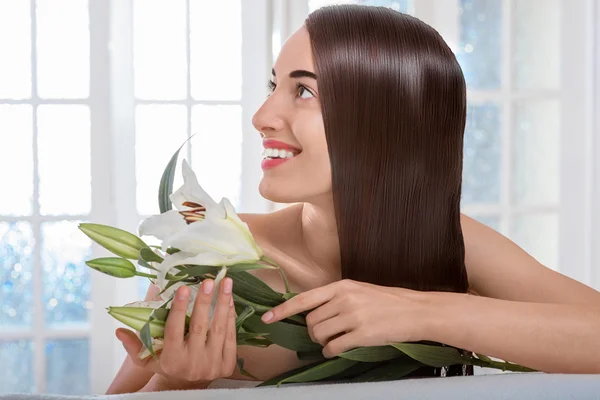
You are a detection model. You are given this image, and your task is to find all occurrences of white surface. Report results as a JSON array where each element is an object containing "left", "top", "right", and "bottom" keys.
[{"left": 3, "top": 374, "right": 600, "bottom": 400}]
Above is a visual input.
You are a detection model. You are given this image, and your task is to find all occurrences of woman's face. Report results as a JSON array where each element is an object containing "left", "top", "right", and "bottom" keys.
[{"left": 252, "top": 26, "right": 332, "bottom": 204}]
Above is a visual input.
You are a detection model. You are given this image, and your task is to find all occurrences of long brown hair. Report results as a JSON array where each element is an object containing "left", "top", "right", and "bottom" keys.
[{"left": 305, "top": 6, "right": 469, "bottom": 294}]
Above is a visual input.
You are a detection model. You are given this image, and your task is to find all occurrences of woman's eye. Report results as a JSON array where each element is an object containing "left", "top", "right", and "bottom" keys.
[{"left": 298, "top": 85, "right": 314, "bottom": 99}]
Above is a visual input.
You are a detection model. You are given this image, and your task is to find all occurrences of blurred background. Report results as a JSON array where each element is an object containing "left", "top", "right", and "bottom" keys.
[{"left": 0, "top": 0, "right": 599, "bottom": 395}]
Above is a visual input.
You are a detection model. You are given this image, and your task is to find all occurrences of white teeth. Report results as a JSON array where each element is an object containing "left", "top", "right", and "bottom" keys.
[{"left": 262, "top": 148, "right": 297, "bottom": 159}]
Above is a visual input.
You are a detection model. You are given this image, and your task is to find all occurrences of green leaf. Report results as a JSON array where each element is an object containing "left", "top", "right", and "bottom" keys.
[
  {"left": 140, "top": 322, "right": 157, "bottom": 359},
  {"left": 165, "top": 273, "right": 189, "bottom": 282},
  {"left": 235, "top": 306, "right": 255, "bottom": 331},
  {"left": 276, "top": 358, "right": 358, "bottom": 386},
  {"left": 150, "top": 308, "right": 170, "bottom": 322},
  {"left": 237, "top": 358, "right": 258, "bottom": 380},
  {"left": 139, "top": 247, "right": 164, "bottom": 263},
  {"left": 179, "top": 265, "right": 220, "bottom": 277},
  {"left": 79, "top": 223, "right": 147, "bottom": 260},
  {"left": 85, "top": 257, "right": 137, "bottom": 278},
  {"left": 349, "top": 356, "right": 423, "bottom": 382},
  {"left": 242, "top": 314, "right": 321, "bottom": 353},
  {"left": 108, "top": 306, "right": 165, "bottom": 338},
  {"left": 391, "top": 343, "right": 470, "bottom": 368},
  {"left": 166, "top": 247, "right": 181, "bottom": 255},
  {"left": 475, "top": 353, "right": 493, "bottom": 363},
  {"left": 257, "top": 362, "right": 325, "bottom": 387},
  {"left": 159, "top": 137, "right": 193, "bottom": 214},
  {"left": 297, "top": 350, "right": 327, "bottom": 362},
  {"left": 137, "top": 254, "right": 159, "bottom": 272},
  {"left": 228, "top": 270, "right": 284, "bottom": 308},
  {"left": 339, "top": 346, "right": 404, "bottom": 362}
]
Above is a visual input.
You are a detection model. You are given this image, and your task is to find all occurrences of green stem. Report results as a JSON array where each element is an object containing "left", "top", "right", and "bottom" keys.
[
  {"left": 136, "top": 271, "right": 157, "bottom": 279},
  {"left": 261, "top": 256, "right": 291, "bottom": 294}
]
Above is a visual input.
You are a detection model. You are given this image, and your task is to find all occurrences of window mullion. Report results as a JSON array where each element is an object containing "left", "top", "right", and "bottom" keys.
[
  {"left": 29, "top": 0, "right": 45, "bottom": 393},
  {"left": 105, "top": 0, "right": 140, "bottom": 380},
  {"left": 593, "top": 0, "right": 600, "bottom": 290},
  {"left": 499, "top": 0, "right": 513, "bottom": 236},
  {"left": 558, "top": 0, "right": 595, "bottom": 284},
  {"left": 89, "top": 0, "right": 121, "bottom": 393},
  {"left": 240, "top": 0, "right": 273, "bottom": 213}
]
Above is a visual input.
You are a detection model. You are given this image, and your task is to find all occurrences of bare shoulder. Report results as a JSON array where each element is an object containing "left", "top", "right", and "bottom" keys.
[
  {"left": 460, "top": 214, "right": 600, "bottom": 306},
  {"left": 238, "top": 204, "right": 303, "bottom": 247}
]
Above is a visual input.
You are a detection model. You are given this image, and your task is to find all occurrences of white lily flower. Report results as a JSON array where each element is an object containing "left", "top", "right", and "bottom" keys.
[{"left": 138, "top": 160, "right": 263, "bottom": 281}]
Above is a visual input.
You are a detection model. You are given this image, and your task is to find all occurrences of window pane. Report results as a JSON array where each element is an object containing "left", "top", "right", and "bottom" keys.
[
  {"left": 134, "top": 0, "right": 187, "bottom": 100},
  {"left": 456, "top": 0, "right": 502, "bottom": 90},
  {"left": 36, "top": 0, "right": 89, "bottom": 99},
  {"left": 135, "top": 105, "right": 188, "bottom": 215},
  {"left": 38, "top": 105, "right": 91, "bottom": 215},
  {"left": 462, "top": 103, "right": 502, "bottom": 204},
  {"left": 42, "top": 221, "right": 91, "bottom": 328},
  {"left": 309, "top": 0, "right": 413, "bottom": 13},
  {"left": 513, "top": 0, "right": 560, "bottom": 90},
  {"left": 190, "top": 0, "right": 241, "bottom": 101},
  {"left": 191, "top": 105, "right": 242, "bottom": 208},
  {"left": 0, "top": 1, "right": 31, "bottom": 99},
  {"left": 0, "top": 105, "right": 33, "bottom": 215},
  {"left": 0, "top": 340, "right": 34, "bottom": 394},
  {"left": 46, "top": 339, "right": 89, "bottom": 395},
  {"left": 0, "top": 222, "right": 34, "bottom": 328},
  {"left": 510, "top": 213, "right": 559, "bottom": 271},
  {"left": 512, "top": 100, "right": 559, "bottom": 206}
]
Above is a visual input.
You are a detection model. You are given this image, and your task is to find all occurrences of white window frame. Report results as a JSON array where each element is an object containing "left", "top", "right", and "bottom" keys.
[
  {"left": 591, "top": 0, "right": 600, "bottom": 291},
  {"left": 0, "top": 0, "right": 273, "bottom": 394}
]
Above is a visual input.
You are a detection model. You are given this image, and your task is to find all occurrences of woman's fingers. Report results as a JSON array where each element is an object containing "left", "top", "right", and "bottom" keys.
[
  {"left": 163, "top": 286, "right": 190, "bottom": 352},
  {"left": 186, "top": 279, "right": 214, "bottom": 351},
  {"left": 115, "top": 328, "right": 161, "bottom": 373},
  {"left": 207, "top": 277, "right": 233, "bottom": 357},
  {"left": 222, "top": 304, "right": 238, "bottom": 376},
  {"left": 144, "top": 284, "right": 161, "bottom": 301}
]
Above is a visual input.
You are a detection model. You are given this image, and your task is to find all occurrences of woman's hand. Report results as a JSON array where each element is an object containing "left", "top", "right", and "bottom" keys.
[
  {"left": 116, "top": 278, "right": 238, "bottom": 391},
  {"left": 262, "top": 279, "right": 434, "bottom": 358}
]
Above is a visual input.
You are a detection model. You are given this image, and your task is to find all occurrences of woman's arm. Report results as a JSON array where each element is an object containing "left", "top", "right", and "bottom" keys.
[
  {"left": 423, "top": 291, "right": 600, "bottom": 373},
  {"left": 442, "top": 214, "right": 600, "bottom": 373},
  {"left": 106, "top": 355, "right": 155, "bottom": 394}
]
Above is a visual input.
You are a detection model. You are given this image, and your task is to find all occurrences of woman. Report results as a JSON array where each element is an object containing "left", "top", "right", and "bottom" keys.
[{"left": 107, "top": 5, "right": 600, "bottom": 393}]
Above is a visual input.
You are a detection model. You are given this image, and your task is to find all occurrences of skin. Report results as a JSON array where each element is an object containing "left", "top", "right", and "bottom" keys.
[{"left": 106, "top": 26, "right": 600, "bottom": 393}]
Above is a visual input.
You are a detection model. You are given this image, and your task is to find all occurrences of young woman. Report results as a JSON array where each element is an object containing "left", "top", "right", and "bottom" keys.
[{"left": 107, "top": 5, "right": 600, "bottom": 393}]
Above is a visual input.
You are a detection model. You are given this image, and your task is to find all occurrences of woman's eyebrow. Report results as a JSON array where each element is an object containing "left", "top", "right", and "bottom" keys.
[{"left": 271, "top": 68, "right": 318, "bottom": 80}]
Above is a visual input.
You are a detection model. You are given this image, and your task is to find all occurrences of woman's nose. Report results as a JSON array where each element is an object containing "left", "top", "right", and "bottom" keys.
[{"left": 252, "top": 98, "right": 286, "bottom": 136}]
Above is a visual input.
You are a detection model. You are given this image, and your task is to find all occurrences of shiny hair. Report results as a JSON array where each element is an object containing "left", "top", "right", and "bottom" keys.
[
  {"left": 305, "top": 6, "right": 469, "bottom": 296},
  {"left": 305, "top": 4, "right": 471, "bottom": 378}
]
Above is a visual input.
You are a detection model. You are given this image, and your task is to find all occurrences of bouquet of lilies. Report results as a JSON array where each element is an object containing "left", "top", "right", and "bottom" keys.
[{"left": 79, "top": 142, "right": 534, "bottom": 386}]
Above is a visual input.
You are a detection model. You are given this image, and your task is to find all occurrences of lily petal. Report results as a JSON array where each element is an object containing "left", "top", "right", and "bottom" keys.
[
  {"left": 171, "top": 160, "right": 225, "bottom": 219},
  {"left": 138, "top": 210, "right": 187, "bottom": 242},
  {"left": 162, "top": 216, "right": 261, "bottom": 259}
]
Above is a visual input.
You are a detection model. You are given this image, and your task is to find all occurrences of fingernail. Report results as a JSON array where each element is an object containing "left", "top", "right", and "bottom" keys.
[
  {"left": 262, "top": 311, "right": 273, "bottom": 322},
  {"left": 203, "top": 280, "right": 214, "bottom": 294},
  {"left": 229, "top": 296, "right": 234, "bottom": 307},
  {"left": 177, "top": 286, "right": 190, "bottom": 300},
  {"left": 223, "top": 278, "right": 232, "bottom": 294}
]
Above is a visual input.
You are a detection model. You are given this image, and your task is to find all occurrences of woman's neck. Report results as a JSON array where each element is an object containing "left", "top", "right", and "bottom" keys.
[{"left": 300, "top": 197, "right": 342, "bottom": 281}]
